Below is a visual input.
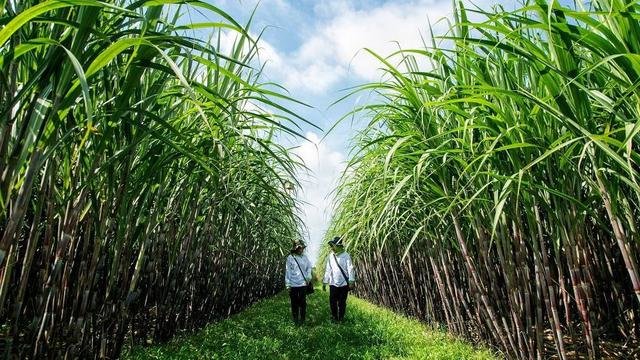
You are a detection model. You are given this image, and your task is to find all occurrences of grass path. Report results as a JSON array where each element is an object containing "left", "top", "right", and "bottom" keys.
[{"left": 124, "top": 290, "right": 498, "bottom": 359}]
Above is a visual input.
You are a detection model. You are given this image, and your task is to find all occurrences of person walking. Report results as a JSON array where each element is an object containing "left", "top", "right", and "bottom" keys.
[
  {"left": 322, "top": 236, "right": 355, "bottom": 323},
  {"left": 285, "top": 240, "right": 312, "bottom": 326}
]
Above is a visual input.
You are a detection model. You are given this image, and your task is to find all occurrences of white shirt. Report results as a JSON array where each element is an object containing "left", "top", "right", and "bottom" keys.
[
  {"left": 285, "top": 254, "right": 312, "bottom": 288},
  {"left": 323, "top": 252, "right": 355, "bottom": 287}
]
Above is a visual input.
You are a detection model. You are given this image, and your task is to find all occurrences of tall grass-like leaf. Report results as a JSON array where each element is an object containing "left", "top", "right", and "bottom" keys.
[
  {"left": 0, "top": 1, "right": 307, "bottom": 357},
  {"left": 327, "top": 1, "right": 640, "bottom": 358}
]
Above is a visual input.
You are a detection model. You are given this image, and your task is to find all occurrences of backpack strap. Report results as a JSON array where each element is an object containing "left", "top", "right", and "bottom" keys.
[
  {"left": 332, "top": 254, "right": 349, "bottom": 284},
  {"left": 291, "top": 255, "right": 308, "bottom": 283}
]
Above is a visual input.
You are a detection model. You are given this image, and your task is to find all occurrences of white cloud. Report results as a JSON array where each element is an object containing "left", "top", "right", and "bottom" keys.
[
  {"left": 319, "top": 1, "right": 449, "bottom": 80},
  {"left": 257, "top": 0, "right": 457, "bottom": 94},
  {"left": 293, "top": 132, "right": 346, "bottom": 264},
  {"left": 256, "top": 0, "right": 514, "bottom": 94}
]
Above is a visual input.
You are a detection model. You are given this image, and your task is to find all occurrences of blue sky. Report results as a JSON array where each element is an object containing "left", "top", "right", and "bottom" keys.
[{"left": 189, "top": 0, "right": 516, "bottom": 262}]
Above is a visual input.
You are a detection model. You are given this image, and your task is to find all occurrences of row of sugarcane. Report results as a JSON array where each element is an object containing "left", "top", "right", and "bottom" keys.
[
  {"left": 329, "top": 0, "right": 640, "bottom": 358},
  {"left": 0, "top": 1, "right": 307, "bottom": 358}
]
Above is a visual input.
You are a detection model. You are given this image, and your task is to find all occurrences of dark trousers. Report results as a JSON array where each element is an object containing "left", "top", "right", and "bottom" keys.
[
  {"left": 289, "top": 286, "right": 307, "bottom": 324},
  {"left": 329, "top": 285, "right": 349, "bottom": 321}
]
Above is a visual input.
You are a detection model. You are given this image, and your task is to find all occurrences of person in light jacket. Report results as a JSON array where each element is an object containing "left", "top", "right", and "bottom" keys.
[
  {"left": 285, "top": 240, "right": 312, "bottom": 325},
  {"left": 322, "top": 236, "right": 355, "bottom": 323}
]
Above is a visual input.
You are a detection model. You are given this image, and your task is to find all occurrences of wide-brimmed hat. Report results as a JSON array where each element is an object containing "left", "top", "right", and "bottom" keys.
[
  {"left": 291, "top": 240, "right": 306, "bottom": 251},
  {"left": 327, "top": 236, "right": 344, "bottom": 247}
]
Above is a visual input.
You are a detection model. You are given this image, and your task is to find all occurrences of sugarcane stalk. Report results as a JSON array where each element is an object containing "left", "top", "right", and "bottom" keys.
[{"left": 593, "top": 158, "right": 640, "bottom": 304}]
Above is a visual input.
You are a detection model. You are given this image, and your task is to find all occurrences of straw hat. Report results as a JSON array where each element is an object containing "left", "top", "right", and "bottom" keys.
[
  {"left": 290, "top": 240, "right": 306, "bottom": 252},
  {"left": 328, "top": 236, "right": 344, "bottom": 247}
]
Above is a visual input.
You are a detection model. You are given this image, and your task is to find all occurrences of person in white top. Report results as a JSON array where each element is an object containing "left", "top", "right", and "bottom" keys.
[
  {"left": 285, "top": 240, "right": 312, "bottom": 325},
  {"left": 322, "top": 236, "right": 355, "bottom": 323}
]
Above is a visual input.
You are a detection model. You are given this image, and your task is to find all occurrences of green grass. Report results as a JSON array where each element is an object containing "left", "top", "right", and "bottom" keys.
[{"left": 124, "top": 290, "right": 498, "bottom": 360}]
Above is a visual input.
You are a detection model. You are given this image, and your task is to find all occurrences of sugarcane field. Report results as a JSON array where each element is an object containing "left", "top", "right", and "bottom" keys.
[{"left": 1, "top": 0, "right": 640, "bottom": 359}]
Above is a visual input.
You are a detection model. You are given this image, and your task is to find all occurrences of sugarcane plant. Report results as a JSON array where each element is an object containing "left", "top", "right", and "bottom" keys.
[
  {"left": 0, "top": 0, "right": 309, "bottom": 358},
  {"left": 329, "top": 0, "right": 640, "bottom": 358}
]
